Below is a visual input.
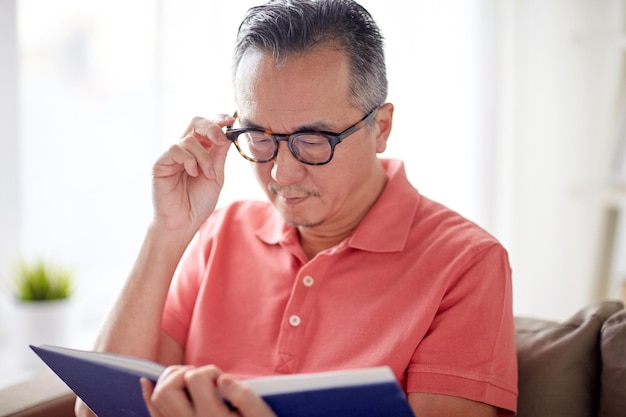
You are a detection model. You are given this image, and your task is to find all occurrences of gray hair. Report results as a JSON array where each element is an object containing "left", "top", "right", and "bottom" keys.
[{"left": 233, "top": 0, "right": 387, "bottom": 113}]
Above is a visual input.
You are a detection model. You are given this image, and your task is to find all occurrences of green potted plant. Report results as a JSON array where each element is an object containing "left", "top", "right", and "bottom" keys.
[
  {"left": 13, "top": 258, "right": 73, "bottom": 302},
  {"left": 9, "top": 258, "right": 75, "bottom": 370}
]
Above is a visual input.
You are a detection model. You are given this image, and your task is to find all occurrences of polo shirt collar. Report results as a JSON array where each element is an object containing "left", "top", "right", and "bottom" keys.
[
  {"left": 347, "top": 159, "right": 419, "bottom": 252},
  {"left": 256, "top": 159, "right": 420, "bottom": 253}
]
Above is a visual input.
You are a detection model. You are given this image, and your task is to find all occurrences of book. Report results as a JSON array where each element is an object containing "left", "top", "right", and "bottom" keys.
[{"left": 30, "top": 344, "right": 415, "bottom": 417}]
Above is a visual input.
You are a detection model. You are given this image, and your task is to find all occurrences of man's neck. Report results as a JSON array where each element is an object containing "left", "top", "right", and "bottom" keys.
[{"left": 297, "top": 173, "right": 388, "bottom": 260}]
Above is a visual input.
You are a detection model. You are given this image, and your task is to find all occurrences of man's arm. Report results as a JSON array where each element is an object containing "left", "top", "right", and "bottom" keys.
[
  {"left": 74, "top": 228, "right": 189, "bottom": 417},
  {"left": 75, "top": 115, "right": 234, "bottom": 417},
  {"left": 409, "top": 392, "right": 497, "bottom": 417},
  {"left": 91, "top": 113, "right": 234, "bottom": 359},
  {"left": 93, "top": 226, "right": 192, "bottom": 360}
]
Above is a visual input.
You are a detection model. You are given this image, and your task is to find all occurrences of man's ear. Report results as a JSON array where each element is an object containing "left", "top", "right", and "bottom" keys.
[{"left": 374, "top": 102, "right": 394, "bottom": 153}]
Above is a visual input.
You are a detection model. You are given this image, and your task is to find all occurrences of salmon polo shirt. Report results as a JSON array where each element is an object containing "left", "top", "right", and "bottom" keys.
[{"left": 162, "top": 159, "right": 518, "bottom": 415}]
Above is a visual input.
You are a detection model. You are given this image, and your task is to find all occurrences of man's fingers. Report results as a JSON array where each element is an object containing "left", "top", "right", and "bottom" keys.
[
  {"left": 217, "top": 375, "right": 277, "bottom": 417},
  {"left": 179, "top": 133, "right": 222, "bottom": 180},
  {"left": 182, "top": 114, "right": 235, "bottom": 138},
  {"left": 184, "top": 366, "right": 232, "bottom": 415},
  {"left": 174, "top": 116, "right": 235, "bottom": 180},
  {"left": 191, "top": 117, "right": 234, "bottom": 180},
  {"left": 74, "top": 398, "right": 97, "bottom": 417},
  {"left": 157, "top": 129, "right": 225, "bottom": 180},
  {"left": 154, "top": 142, "right": 199, "bottom": 178},
  {"left": 142, "top": 365, "right": 276, "bottom": 417},
  {"left": 149, "top": 366, "right": 196, "bottom": 416},
  {"left": 140, "top": 378, "right": 163, "bottom": 417}
]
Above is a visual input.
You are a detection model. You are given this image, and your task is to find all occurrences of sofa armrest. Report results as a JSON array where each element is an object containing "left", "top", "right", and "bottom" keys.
[{"left": 0, "top": 370, "right": 75, "bottom": 417}]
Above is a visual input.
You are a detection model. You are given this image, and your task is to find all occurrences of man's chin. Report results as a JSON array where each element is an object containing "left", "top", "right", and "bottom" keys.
[
  {"left": 271, "top": 198, "right": 325, "bottom": 228},
  {"left": 286, "top": 219, "right": 324, "bottom": 229},
  {"left": 281, "top": 212, "right": 324, "bottom": 229}
]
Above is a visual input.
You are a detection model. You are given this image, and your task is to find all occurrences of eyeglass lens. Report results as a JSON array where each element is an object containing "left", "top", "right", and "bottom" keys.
[{"left": 236, "top": 132, "right": 332, "bottom": 164}]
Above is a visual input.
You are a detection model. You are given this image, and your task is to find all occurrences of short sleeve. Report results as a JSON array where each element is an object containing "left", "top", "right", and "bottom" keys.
[
  {"left": 406, "top": 243, "right": 518, "bottom": 415},
  {"left": 161, "top": 224, "right": 213, "bottom": 348}
]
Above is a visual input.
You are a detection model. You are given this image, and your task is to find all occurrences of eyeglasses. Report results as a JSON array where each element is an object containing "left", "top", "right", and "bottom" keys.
[{"left": 224, "top": 108, "right": 378, "bottom": 166}]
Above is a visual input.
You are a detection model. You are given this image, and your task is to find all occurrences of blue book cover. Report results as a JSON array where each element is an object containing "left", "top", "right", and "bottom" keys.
[{"left": 30, "top": 344, "right": 415, "bottom": 417}]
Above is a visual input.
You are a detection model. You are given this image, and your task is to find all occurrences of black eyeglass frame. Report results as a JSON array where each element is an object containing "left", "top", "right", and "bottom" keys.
[{"left": 224, "top": 107, "right": 379, "bottom": 166}]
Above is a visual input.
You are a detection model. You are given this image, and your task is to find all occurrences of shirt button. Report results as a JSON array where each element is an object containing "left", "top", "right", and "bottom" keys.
[
  {"left": 289, "top": 315, "right": 301, "bottom": 327},
  {"left": 302, "top": 275, "right": 315, "bottom": 287}
]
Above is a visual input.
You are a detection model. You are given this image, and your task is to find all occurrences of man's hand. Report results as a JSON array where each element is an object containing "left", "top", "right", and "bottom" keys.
[
  {"left": 74, "top": 398, "right": 96, "bottom": 417},
  {"left": 141, "top": 365, "right": 277, "bottom": 417},
  {"left": 151, "top": 114, "right": 235, "bottom": 235}
]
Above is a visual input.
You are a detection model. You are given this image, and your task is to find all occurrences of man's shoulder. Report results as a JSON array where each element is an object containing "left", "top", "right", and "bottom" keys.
[{"left": 413, "top": 194, "right": 503, "bottom": 253}]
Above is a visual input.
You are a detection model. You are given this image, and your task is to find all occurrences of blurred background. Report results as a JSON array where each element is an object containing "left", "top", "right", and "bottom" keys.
[{"left": 1, "top": 0, "right": 625, "bottom": 383}]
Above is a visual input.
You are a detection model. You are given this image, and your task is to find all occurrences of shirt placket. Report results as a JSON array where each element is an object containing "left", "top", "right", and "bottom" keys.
[{"left": 275, "top": 266, "right": 319, "bottom": 373}]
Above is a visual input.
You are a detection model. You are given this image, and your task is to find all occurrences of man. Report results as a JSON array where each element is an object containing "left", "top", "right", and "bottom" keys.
[{"left": 77, "top": 0, "right": 518, "bottom": 416}]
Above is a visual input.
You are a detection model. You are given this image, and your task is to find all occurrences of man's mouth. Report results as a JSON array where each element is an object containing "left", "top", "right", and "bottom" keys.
[
  {"left": 269, "top": 184, "right": 320, "bottom": 205},
  {"left": 277, "top": 194, "right": 308, "bottom": 205}
]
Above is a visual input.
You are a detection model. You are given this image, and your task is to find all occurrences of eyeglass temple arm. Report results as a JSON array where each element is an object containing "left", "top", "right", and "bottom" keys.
[{"left": 225, "top": 111, "right": 238, "bottom": 129}]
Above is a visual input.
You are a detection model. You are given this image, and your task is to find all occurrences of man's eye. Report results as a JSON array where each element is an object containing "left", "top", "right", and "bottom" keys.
[
  {"left": 297, "top": 135, "right": 327, "bottom": 146},
  {"left": 251, "top": 138, "right": 273, "bottom": 146},
  {"left": 242, "top": 133, "right": 272, "bottom": 145}
]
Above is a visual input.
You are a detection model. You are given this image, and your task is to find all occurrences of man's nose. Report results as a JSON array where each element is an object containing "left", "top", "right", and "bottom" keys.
[{"left": 270, "top": 142, "right": 306, "bottom": 185}]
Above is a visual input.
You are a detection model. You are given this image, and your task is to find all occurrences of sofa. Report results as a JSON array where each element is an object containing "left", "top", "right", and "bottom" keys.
[
  {"left": 1, "top": 300, "right": 624, "bottom": 417},
  {"left": 515, "top": 299, "right": 625, "bottom": 417}
]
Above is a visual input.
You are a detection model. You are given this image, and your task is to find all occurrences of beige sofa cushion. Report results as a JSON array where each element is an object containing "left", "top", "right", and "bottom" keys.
[
  {"left": 599, "top": 308, "right": 626, "bottom": 417},
  {"left": 514, "top": 300, "right": 623, "bottom": 417}
]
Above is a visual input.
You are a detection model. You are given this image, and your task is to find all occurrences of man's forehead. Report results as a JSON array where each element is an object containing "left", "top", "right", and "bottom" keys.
[
  {"left": 233, "top": 46, "right": 354, "bottom": 129},
  {"left": 234, "top": 47, "right": 350, "bottom": 87},
  {"left": 234, "top": 102, "right": 340, "bottom": 133},
  {"left": 235, "top": 93, "right": 259, "bottom": 112}
]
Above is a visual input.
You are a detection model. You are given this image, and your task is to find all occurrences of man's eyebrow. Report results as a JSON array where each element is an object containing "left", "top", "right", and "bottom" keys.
[{"left": 238, "top": 116, "right": 337, "bottom": 133}]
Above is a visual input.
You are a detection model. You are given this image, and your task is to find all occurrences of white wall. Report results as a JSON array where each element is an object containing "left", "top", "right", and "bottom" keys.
[
  {"left": 0, "top": 0, "right": 20, "bottom": 297},
  {"left": 5, "top": 0, "right": 162, "bottom": 330},
  {"left": 500, "top": 0, "right": 621, "bottom": 320}
]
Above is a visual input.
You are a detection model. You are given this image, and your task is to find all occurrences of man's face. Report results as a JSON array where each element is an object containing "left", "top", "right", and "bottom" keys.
[{"left": 233, "top": 47, "right": 388, "bottom": 232}]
